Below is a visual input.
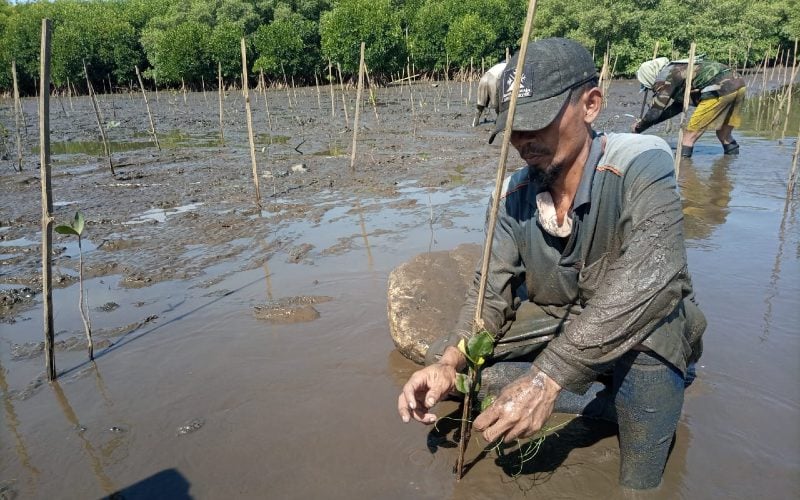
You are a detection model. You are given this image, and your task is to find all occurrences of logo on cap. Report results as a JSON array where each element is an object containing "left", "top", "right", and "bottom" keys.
[{"left": 501, "top": 69, "right": 531, "bottom": 104}]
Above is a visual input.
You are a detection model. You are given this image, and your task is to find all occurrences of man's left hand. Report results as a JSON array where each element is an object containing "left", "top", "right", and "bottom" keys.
[
  {"left": 631, "top": 119, "right": 642, "bottom": 133},
  {"left": 472, "top": 368, "right": 562, "bottom": 444}
]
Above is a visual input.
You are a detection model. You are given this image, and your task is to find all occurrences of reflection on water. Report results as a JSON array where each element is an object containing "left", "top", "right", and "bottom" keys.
[{"left": 680, "top": 156, "right": 733, "bottom": 243}]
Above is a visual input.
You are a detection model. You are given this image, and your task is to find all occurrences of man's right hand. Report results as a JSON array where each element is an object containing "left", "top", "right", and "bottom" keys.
[{"left": 397, "top": 346, "right": 466, "bottom": 424}]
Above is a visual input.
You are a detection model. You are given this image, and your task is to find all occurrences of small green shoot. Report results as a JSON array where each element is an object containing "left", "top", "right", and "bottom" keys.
[
  {"left": 454, "top": 329, "right": 494, "bottom": 479},
  {"left": 55, "top": 211, "right": 94, "bottom": 360}
]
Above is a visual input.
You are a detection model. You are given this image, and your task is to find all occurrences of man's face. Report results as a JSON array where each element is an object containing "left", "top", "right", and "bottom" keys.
[{"left": 509, "top": 88, "right": 595, "bottom": 188}]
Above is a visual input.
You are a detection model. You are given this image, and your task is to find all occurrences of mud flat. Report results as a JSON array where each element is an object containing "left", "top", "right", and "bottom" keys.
[{"left": 0, "top": 78, "right": 798, "bottom": 498}]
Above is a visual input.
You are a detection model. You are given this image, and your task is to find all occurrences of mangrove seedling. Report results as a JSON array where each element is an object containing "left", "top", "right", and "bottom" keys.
[
  {"left": 454, "top": 329, "right": 494, "bottom": 479},
  {"left": 55, "top": 211, "right": 94, "bottom": 360}
]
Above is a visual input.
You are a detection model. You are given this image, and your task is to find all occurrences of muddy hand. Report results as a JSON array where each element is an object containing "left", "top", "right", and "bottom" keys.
[
  {"left": 473, "top": 368, "right": 561, "bottom": 444},
  {"left": 398, "top": 346, "right": 465, "bottom": 424},
  {"left": 398, "top": 362, "right": 457, "bottom": 424}
]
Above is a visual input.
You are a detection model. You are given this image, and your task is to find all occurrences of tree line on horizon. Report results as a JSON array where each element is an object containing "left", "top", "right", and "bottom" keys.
[{"left": 0, "top": 0, "right": 797, "bottom": 96}]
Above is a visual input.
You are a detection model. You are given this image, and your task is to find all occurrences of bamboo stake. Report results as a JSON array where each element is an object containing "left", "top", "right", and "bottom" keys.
[
  {"left": 280, "top": 61, "right": 293, "bottom": 109},
  {"left": 39, "top": 19, "right": 56, "bottom": 381},
  {"left": 218, "top": 62, "right": 225, "bottom": 146},
  {"left": 259, "top": 69, "right": 273, "bottom": 130},
  {"left": 201, "top": 75, "right": 208, "bottom": 106},
  {"left": 468, "top": 57, "right": 473, "bottom": 103},
  {"left": 363, "top": 61, "right": 380, "bottom": 122},
  {"left": 135, "top": 66, "right": 160, "bottom": 150},
  {"left": 11, "top": 60, "right": 23, "bottom": 172},
  {"left": 241, "top": 38, "right": 262, "bottom": 210},
  {"left": 781, "top": 39, "right": 799, "bottom": 139},
  {"left": 66, "top": 76, "right": 74, "bottom": 110},
  {"left": 769, "top": 46, "right": 780, "bottom": 82},
  {"left": 674, "top": 42, "right": 697, "bottom": 176},
  {"left": 328, "top": 60, "right": 335, "bottom": 117},
  {"left": 314, "top": 71, "right": 321, "bottom": 110},
  {"left": 182, "top": 77, "right": 187, "bottom": 104},
  {"left": 787, "top": 123, "right": 800, "bottom": 198},
  {"left": 337, "top": 62, "right": 349, "bottom": 127},
  {"left": 84, "top": 60, "right": 114, "bottom": 175},
  {"left": 350, "top": 42, "right": 366, "bottom": 172},
  {"left": 456, "top": 0, "right": 540, "bottom": 481}
]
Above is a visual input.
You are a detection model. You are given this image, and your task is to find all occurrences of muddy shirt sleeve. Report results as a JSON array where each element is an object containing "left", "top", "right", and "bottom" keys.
[
  {"left": 635, "top": 78, "right": 684, "bottom": 133},
  {"left": 533, "top": 150, "right": 688, "bottom": 394}
]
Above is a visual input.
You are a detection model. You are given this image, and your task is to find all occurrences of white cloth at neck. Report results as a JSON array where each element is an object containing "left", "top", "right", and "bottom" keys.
[{"left": 536, "top": 191, "right": 573, "bottom": 237}]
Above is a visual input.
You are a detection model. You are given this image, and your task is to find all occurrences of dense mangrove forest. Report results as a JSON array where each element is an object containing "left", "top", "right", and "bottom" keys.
[{"left": 1, "top": 0, "right": 798, "bottom": 95}]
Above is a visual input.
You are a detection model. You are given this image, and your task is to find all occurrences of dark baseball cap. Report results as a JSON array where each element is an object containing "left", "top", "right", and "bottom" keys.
[{"left": 489, "top": 38, "right": 598, "bottom": 144}]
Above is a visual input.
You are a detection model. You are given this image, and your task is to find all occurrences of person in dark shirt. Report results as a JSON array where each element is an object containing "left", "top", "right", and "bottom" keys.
[
  {"left": 633, "top": 57, "right": 746, "bottom": 157},
  {"left": 398, "top": 38, "right": 705, "bottom": 490}
]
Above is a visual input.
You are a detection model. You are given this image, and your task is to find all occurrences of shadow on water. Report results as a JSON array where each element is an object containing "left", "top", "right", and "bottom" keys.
[{"left": 104, "top": 469, "right": 192, "bottom": 500}]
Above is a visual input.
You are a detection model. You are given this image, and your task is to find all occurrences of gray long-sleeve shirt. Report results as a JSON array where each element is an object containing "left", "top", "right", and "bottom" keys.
[{"left": 454, "top": 132, "right": 706, "bottom": 394}]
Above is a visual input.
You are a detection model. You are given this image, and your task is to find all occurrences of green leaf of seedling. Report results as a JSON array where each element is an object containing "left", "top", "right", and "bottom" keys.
[
  {"left": 55, "top": 225, "right": 79, "bottom": 236},
  {"left": 468, "top": 330, "right": 494, "bottom": 359},
  {"left": 480, "top": 394, "right": 495, "bottom": 412},
  {"left": 457, "top": 338, "right": 475, "bottom": 364},
  {"left": 72, "top": 211, "right": 85, "bottom": 236},
  {"left": 455, "top": 373, "right": 471, "bottom": 394}
]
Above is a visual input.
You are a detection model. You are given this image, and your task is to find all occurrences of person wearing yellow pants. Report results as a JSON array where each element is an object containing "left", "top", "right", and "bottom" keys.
[{"left": 633, "top": 57, "right": 746, "bottom": 157}]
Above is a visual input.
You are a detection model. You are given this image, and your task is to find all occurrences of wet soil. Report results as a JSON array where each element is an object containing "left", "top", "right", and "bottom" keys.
[{"left": 1, "top": 71, "right": 798, "bottom": 499}]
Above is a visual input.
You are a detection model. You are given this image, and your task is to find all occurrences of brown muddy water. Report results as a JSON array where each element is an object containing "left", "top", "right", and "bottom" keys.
[{"left": 1, "top": 72, "right": 798, "bottom": 499}]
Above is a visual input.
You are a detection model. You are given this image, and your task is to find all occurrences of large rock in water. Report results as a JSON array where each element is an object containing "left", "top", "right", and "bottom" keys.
[{"left": 387, "top": 243, "right": 481, "bottom": 365}]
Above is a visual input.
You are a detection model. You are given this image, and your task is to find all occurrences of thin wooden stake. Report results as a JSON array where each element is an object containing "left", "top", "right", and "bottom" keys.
[
  {"left": 259, "top": 69, "right": 273, "bottom": 130},
  {"left": 84, "top": 60, "right": 114, "bottom": 175},
  {"left": 201, "top": 75, "right": 208, "bottom": 106},
  {"left": 314, "top": 71, "right": 322, "bottom": 110},
  {"left": 674, "top": 42, "right": 697, "bottom": 176},
  {"left": 66, "top": 76, "right": 74, "bottom": 110},
  {"left": 39, "top": 19, "right": 56, "bottom": 381},
  {"left": 363, "top": 61, "right": 380, "bottom": 122},
  {"left": 218, "top": 62, "right": 225, "bottom": 146},
  {"left": 350, "top": 42, "right": 366, "bottom": 172},
  {"left": 241, "top": 38, "right": 262, "bottom": 210},
  {"left": 787, "top": 123, "right": 800, "bottom": 198},
  {"left": 337, "top": 62, "right": 349, "bottom": 127},
  {"left": 782, "top": 39, "right": 799, "bottom": 139},
  {"left": 135, "top": 66, "right": 160, "bottom": 150},
  {"left": 182, "top": 77, "right": 187, "bottom": 104},
  {"left": 328, "top": 60, "right": 335, "bottom": 117},
  {"left": 11, "top": 60, "right": 23, "bottom": 172},
  {"left": 457, "top": 0, "right": 541, "bottom": 481}
]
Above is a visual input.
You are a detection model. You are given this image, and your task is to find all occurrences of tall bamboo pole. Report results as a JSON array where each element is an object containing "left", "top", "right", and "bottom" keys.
[
  {"left": 135, "top": 66, "right": 160, "bottom": 150},
  {"left": 363, "top": 61, "right": 380, "bottom": 122},
  {"left": 787, "top": 124, "right": 800, "bottom": 198},
  {"left": 674, "top": 42, "right": 697, "bottom": 176},
  {"left": 39, "top": 19, "right": 56, "bottom": 381},
  {"left": 781, "top": 39, "right": 799, "bottom": 139},
  {"left": 328, "top": 60, "right": 335, "bottom": 117},
  {"left": 314, "top": 71, "right": 322, "bottom": 110},
  {"left": 241, "top": 38, "right": 262, "bottom": 211},
  {"left": 66, "top": 76, "right": 74, "bottom": 110},
  {"left": 259, "top": 69, "right": 273, "bottom": 130},
  {"left": 337, "top": 63, "right": 350, "bottom": 127},
  {"left": 84, "top": 60, "right": 114, "bottom": 175},
  {"left": 11, "top": 60, "right": 23, "bottom": 172},
  {"left": 201, "top": 75, "right": 208, "bottom": 106},
  {"left": 218, "top": 62, "right": 225, "bottom": 146},
  {"left": 456, "top": 0, "right": 540, "bottom": 481},
  {"left": 350, "top": 42, "right": 366, "bottom": 172}
]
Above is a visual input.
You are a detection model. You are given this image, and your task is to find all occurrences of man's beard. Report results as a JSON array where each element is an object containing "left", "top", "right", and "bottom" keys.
[{"left": 529, "top": 161, "right": 564, "bottom": 189}]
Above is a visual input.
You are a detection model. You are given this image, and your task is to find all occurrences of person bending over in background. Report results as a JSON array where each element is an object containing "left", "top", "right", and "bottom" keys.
[
  {"left": 633, "top": 57, "right": 746, "bottom": 157},
  {"left": 398, "top": 38, "right": 706, "bottom": 490},
  {"left": 472, "top": 62, "right": 507, "bottom": 127}
]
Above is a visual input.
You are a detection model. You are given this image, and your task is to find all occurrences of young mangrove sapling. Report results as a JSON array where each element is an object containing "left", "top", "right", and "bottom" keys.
[{"left": 55, "top": 211, "right": 94, "bottom": 360}]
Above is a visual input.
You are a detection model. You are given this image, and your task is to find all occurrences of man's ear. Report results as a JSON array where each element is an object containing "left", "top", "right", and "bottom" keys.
[{"left": 584, "top": 87, "right": 603, "bottom": 124}]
